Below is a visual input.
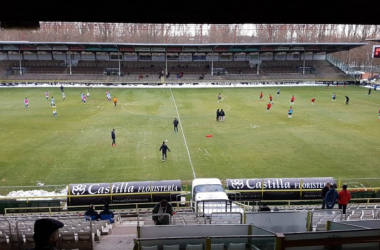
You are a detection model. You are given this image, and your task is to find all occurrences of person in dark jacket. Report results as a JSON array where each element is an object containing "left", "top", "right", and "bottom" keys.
[
  {"left": 100, "top": 203, "right": 115, "bottom": 223},
  {"left": 85, "top": 204, "right": 99, "bottom": 220},
  {"left": 32, "top": 218, "right": 64, "bottom": 250},
  {"left": 259, "top": 203, "right": 271, "bottom": 211},
  {"left": 216, "top": 109, "right": 220, "bottom": 121},
  {"left": 173, "top": 118, "right": 179, "bottom": 132},
  {"left": 324, "top": 184, "right": 338, "bottom": 209},
  {"left": 111, "top": 129, "right": 116, "bottom": 147},
  {"left": 152, "top": 199, "right": 173, "bottom": 225},
  {"left": 321, "top": 182, "right": 331, "bottom": 209},
  {"left": 219, "top": 109, "right": 225, "bottom": 122},
  {"left": 159, "top": 141, "right": 170, "bottom": 162}
]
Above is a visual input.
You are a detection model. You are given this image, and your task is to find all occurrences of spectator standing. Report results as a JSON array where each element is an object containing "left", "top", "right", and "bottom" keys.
[
  {"left": 324, "top": 184, "right": 338, "bottom": 209},
  {"left": 219, "top": 109, "right": 225, "bottom": 121},
  {"left": 338, "top": 185, "right": 351, "bottom": 214},
  {"left": 216, "top": 109, "right": 220, "bottom": 121},
  {"left": 159, "top": 141, "right": 170, "bottom": 162},
  {"left": 85, "top": 204, "right": 99, "bottom": 220},
  {"left": 111, "top": 129, "right": 116, "bottom": 147},
  {"left": 32, "top": 218, "right": 64, "bottom": 250},
  {"left": 321, "top": 182, "right": 331, "bottom": 209},
  {"left": 152, "top": 199, "right": 173, "bottom": 225},
  {"left": 173, "top": 118, "right": 179, "bottom": 133}
]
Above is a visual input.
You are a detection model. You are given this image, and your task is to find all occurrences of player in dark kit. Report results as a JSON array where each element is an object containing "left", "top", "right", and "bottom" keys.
[
  {"left": 159, "top": 141, "right": 170, "bottom": 162},
  {"left": 111, "top": 129, "right": 116, "bottom": 147},
  {"left": 173, "top": 118, "right": 179, "bottom": 132}
]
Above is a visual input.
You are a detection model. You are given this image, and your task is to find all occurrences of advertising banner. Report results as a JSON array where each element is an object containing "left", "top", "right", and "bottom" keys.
[
  {"left": 226, "top": 177, "right": 336, "bottom": 200},
  {"left": 3, "top": 46, "right": 18, "bottom": 50},
  {"left": 179, "top": 54, "right": 192, "bottom": 61},
  {"left": 139, "top": 55, "right": 152, "bottom": 61},
  {"left": 124, "top": 54, "right": 138, "bottom": 61},
  {"left": 193, "top": 55, "right": 206, "bottom": 61},
  {"left": 68, "top": 180, "right": 182, "bottom": 206},
  {"left": 233, "top": 54, "right": 246, "bottom": 61},
  {"left": 206, "top": 54, "right": 219, "bottom": 61},
  {"left": 220, "top": 55, "right": 233, "bottom": 61},
  {"left": 152, "top": 55, "right": 165, "bottom": 61},
  {"left": 37, "top": 46, "right": 52, "bottom": 50},
  {"left": 53, "top": 46, "right": 68, "bottom": 51},
  {"left": 167, "top": 55, "right": 179, "bottom": 61}
]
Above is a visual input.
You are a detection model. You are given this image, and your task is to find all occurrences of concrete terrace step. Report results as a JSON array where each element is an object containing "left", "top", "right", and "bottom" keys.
[{"left": 94, "top": 220, "right": 138, "bottom": 250}]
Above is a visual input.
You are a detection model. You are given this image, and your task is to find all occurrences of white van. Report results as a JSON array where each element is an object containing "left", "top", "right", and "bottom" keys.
[{"left": 191, "top": 178, "right": 242, "bottom": 216}]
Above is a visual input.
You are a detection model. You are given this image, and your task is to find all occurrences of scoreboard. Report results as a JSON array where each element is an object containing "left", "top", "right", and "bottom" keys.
[{"left": 373, "top": 45, "right": 380, "bottom": 58}]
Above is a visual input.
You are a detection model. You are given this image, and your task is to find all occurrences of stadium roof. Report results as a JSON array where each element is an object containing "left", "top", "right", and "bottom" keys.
[
  {"left": 1, "top": 1, "right": 380, "bottom": 27},
  {"left": 0, "top": 42, "right": 367, "bottom": 53}
]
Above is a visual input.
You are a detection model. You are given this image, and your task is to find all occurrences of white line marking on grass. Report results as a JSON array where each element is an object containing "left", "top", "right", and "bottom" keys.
[{"left": 170, "top": 88, "right": 196, "bottom": 179}]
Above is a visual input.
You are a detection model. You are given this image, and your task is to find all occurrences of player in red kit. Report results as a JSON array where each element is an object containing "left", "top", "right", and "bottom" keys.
[
  {"left": 290, "top": 95, "right": 295, "bottom": 105},
  {"left": 267, "top": 102, "right": 272, "bottom": 113},
  {"left": 269, "top": 94, "right": 273, "bottom": 104},
  {"left": 260, "top": 92, "right": 263, "bottom": 101},
  {"left": 311, "top": 98, "right": 315, "bottom": 105}
]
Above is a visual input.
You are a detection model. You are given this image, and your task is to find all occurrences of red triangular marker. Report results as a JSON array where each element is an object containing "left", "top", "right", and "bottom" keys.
[{"left": 206, "top": 134, "right": 213, "bottom": 138}]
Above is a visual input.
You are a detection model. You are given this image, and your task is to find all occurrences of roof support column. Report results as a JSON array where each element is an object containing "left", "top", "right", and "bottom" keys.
[
  {"left": 18, "top": 48, "right": 22, "bottom": 75},
  {"left": 211, "top": 51, "right": 214, "bottom": 76},
  {"left": 302, "top": 49, "right": 306, "bottom": 75},
  {"left": 165, "top": 50, "right": 168, "bottom": 76},
  {"left": 347, "top": 49, "right": 351, "bottom": 75},
  {"left": 118, "top": 50, "right": 121, "bottom": 76},
  {"left": 257, "top": 53, "right": 260, "bottom": 76},
  {"left": 68, "top": 50, "right": 72, "bottom": 75}
]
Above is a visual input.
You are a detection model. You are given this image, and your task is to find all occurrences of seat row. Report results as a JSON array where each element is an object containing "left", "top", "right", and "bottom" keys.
[{"left": 141, "top": 243, "right": 257, "bottom": 250}]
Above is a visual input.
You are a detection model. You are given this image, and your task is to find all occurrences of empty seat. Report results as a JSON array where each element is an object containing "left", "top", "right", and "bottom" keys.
[
  {"left": 164, "top": 244, "right": 180, "bottom": 250},
  {"left": 228, "top": 243, "right": 246, "bottom": 250},
  {"left": 186, "top": 244, "right": 203, "bottom": 250},
  {"left": 142, "top": 246, "right": 159, "bottom": 250},
  {"left": 211, "top": 243, "right": 224, "bottom": 250}
]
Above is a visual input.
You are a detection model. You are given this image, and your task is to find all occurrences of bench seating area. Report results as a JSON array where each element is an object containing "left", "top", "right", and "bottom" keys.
[{"left": 0, "top": 213, "right": 121, "bottom": 250}]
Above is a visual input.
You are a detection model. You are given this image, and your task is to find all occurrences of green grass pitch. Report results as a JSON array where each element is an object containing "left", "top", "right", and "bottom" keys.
[{"left": 0, "top": 85, "right": 379, "bottom": 187}]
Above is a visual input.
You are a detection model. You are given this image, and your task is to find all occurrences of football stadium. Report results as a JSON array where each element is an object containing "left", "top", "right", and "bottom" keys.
[{"left": 1, "top": 5, "right": 380, "bottom": 250}]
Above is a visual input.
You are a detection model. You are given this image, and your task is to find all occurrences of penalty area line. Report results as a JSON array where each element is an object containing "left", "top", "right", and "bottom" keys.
[{"left": 170, "top": 88, "right": 196, "bottom": 179}]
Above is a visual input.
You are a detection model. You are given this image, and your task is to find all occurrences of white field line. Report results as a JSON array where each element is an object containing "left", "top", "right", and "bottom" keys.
[{"left": 170, "top": 88, "right": 196, "bottom": 179}]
